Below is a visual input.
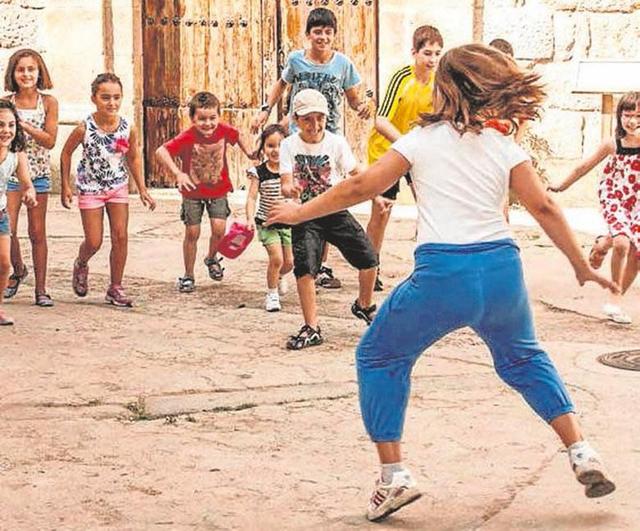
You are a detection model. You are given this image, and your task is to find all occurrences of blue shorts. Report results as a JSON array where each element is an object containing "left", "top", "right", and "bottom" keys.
[
  {"left": 0, "top": 209, "right": 10, "bottom": 236},
  {"left": 356, "top": 238, "right": 574, "bottom": 442},
  {"left": 6, "top": 176, "right": 51, "bottom": 194}
]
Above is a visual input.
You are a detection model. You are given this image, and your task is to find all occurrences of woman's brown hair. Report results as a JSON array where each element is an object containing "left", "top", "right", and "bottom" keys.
[
  {"left": 418, "top": 44, "right": 545, "bottom": 135},
  {"left": 615, "top": 92, "right": 640, "bottom": 139},
  {"left": 4, "top": 48, "right": 53, "bottom": 92},
  {"left": 0, "top": 100, "right": 26, "bottom": 152}
]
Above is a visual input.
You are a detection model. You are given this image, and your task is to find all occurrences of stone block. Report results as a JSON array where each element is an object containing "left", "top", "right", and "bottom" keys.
[
  {"left": 588, "top": 12, "right": 640, "bottom": 59},
  {"left": 534, "top": 62, "right": 600, "bottom": 111},
  {"left": 542, "top": 0, "right": 637, "bottom": 11},
  {"left": 552, "top": 11, "right": 591, "bottom": 61},
  {"left": 583, "top": 111, "right": 604, "bottom": 156},
  {"left": 531, "top": 109, "right": 585, "bottom": 159},
  {"left": 484, "top": 5, "right": 554, "bottom": 60},
  {"left": 0, "top": 5, "right": 39, "bottom": 48}
]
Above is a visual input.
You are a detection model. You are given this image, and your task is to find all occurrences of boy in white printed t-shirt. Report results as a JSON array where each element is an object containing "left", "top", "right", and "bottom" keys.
[{"left": 278, "top": 89, "right": 378, "bottom": 350}]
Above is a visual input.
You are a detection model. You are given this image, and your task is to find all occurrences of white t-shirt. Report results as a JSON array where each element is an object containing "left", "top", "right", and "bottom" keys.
[
  {"left": 393, "top": 122, "right": 529, "bottom": 245},
  {"left": 280, "top": 131, "right": 357, "bottom": 203}
]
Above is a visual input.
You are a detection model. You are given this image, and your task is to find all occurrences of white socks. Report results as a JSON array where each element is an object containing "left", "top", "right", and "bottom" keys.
[{"left": 381, "top": 462, "right": 405, "bottom": 484}]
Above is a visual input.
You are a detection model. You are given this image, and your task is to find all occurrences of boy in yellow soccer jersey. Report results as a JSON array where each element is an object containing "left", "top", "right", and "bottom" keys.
[{"left": 366, "top": 25, "right": 443, "bottom": 291}]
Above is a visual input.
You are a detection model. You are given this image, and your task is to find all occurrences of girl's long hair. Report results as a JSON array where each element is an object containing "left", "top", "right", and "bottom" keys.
[
  {"left": 0, "top": 100, "right": 26, "bottom": 152},
  {"left": 252, "top": 123, "right": 287, "bottom": 160},
  {"left": 418, "top": 44, "right": 546, "bottom": 135},
  {"left": 615, "top": 92, "right": 640, "bottom": 139},
  {"left": 4, "top": 48, "right": 53, "bottom": 92}
]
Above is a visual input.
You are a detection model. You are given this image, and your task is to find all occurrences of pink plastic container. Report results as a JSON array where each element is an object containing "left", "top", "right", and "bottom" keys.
[{"left": 217, "top": 220, "right": 254, "bottom": 259}]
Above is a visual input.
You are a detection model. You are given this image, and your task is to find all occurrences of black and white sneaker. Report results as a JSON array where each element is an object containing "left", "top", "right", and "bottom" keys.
[
  {"left": 286, "top": 324, "right": 323, "bottom": 350},
  {"left": 315, "top": 265, "right": 341, "bottom": 289},
  {"left": 352, "top": 299, "right": 377, "bottom": 325},
  {"left": 374, "top": 270, "right": 384, "bottom": 292}
]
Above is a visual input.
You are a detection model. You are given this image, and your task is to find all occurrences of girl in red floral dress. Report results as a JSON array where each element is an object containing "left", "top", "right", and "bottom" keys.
[{"left": 550, "top": 92, "right": 640, "bottom": 324}]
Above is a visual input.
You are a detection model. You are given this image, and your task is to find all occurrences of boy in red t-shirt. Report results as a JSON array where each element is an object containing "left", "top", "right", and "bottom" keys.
[{"left": 156, "top": 92, "right": 254, "bottom": 292}]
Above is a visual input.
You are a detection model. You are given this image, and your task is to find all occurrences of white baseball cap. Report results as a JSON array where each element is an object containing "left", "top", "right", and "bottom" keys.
[{"left": 292, "top": 89, "right": 329, "bottom": 116}]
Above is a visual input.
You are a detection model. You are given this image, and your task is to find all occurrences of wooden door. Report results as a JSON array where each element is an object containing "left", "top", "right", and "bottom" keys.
[
  {"left": 142, "top": 0, "right": 271, "bottom": 187},
  {"left": 278, "top": 0, "right": 378, "bottom": 163}
]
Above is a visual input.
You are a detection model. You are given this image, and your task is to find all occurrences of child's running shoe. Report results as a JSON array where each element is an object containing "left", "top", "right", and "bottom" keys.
[
  {"left": 352, "top": 299, "right": 377, "bottom": 325},
  {"left": 105, "top": 285, "right": 133, "bottom": 307},
  {"left": 177, "top": 276, "right": 195, "bottom": 293},
  {"left": 366, "top": 470, "right": 422, "bottom": 522},
  {"left": 286, "top": 324, "right": 323, "bottom": 350},
  {"left": 315, "top": 265, "right": 341, "bottom": 289},
  {"left": 265, "top": 291, "right": 281, "bottom": 312},
  {"left": 568, "top": 441, "right": 616, "bottom": 498},
  {"left": 72, "top": 259, "right": 89, "bottom": 297},
  {"left": 204, "top": 255, "right": 224, "bottom": 281}
]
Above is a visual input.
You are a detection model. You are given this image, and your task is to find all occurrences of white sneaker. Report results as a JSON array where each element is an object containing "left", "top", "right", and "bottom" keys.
[
  {"left": 265, "top": 292, "right": 281, "bottom": 312},
  {"left": 603, "top": 303, "right": 632, "bottom": 324},
  {"left": 278, "top": 276, "right": 288, "bottom": 296},
  {"left": 568, "top": 442, "right": 616, "bottom": 498},
  {"left": 366, "top": 470, "right": 421, "bottom": 522}
]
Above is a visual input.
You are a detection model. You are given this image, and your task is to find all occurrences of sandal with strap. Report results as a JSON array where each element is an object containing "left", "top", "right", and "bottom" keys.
[
  {"left": 35, "top": 293, "right": 54, "bottom": 307},
  {"left": 0, "top": 311, "right": 14, "bottom": 326},
  {"left": 351, "top": 299, "right": 377, "bottom": 326},
  {"left": 286, "top": 324, "right": 323, "bottom": 350},
  {"left": 588, "top": 235, "right": 610, "bottom": 270},
  {"left": 3, "top": 265, "right": 28, "bottom": 299}
]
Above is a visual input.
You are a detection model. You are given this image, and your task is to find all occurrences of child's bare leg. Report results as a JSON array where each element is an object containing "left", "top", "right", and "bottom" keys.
[
  {"left": 281, "top": 245, "right": 294, "bottom": 276},
  {"left": 6, "top": 191, "right": 25, "bottom": 277},
  {"left": 376, "top": 442, "right": 402, "bottom": 464},
  {"left": 207, "top": 218, "right": 225, "bottom": 259},
  {"left": 589, "top": 235, "right": 611, "bottom": 269},
  {"left": 609, "top": 235, "right": 630, "bottom": 303},
  {"left": 366, "top": 199, "right": 392, "bottom": 255},
  {"left": 550, "top": 412, "right": 582, "bottom": 447},
  {"left": 183, "top": 224, "right": 200, "bottom": 278},
  {"left": 265, "top": 244, "right": 284, "bottom": 290},
  {"left": 358, "top": 267, "right": 377, "bottom": 308},
  {"left": 105, "top": 203, "right": 129, "bottom": 286},
  {"left": 27, "top": 193, "right": 49, "bottom": 295},
  {"left": 0, "top": 236, "right": 11, "bottom": 317},
  {"left": 621, "top": 245, "right": 638, "bottom": 294},
  {"left": 78, "top": 207, "right": 105, "bottom": 264},
  {"left": 296, "top": 274, "right": 318, "bottom": 328}
]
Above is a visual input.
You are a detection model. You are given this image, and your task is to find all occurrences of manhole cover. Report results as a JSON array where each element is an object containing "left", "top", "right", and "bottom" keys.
[{"left": 597, "top": 350, "right": 640, "bottom": 371}]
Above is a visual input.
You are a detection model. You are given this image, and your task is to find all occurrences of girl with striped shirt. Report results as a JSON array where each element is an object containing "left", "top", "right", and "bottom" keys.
[{"left": 245, "top": 124, "right": 293, "bottom": 312}]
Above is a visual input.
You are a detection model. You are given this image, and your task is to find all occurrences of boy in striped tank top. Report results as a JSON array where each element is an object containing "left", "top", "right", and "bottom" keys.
[{"left": 245, "top": 124, "right": 293, "bottom": 312}]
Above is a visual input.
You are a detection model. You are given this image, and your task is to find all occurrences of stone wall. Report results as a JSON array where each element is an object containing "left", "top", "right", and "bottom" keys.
[
  {"left": 0, "top": 0, "right": 134, "bottom": 191},
  {"left": 381, "top": 0, "right": 640, "bottom": 205},
  {"left": 1, "top": 0, "right": 638, "bottom": 204}
]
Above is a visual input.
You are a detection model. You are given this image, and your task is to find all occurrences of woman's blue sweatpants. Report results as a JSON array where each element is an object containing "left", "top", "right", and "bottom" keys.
[{"left": 357, "top": 239, "right": 574, "bottom": 442}]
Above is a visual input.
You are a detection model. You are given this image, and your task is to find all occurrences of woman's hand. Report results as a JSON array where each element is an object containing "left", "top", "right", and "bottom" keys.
[
  {"left": 22, "top": 187, "right": 37, "bottom": 208},
  {"left": 575, "top": 264, "right": 620, "bottom": 294},
  {"left": 139, "top": 189, "right": 157, "bottom": 211}
]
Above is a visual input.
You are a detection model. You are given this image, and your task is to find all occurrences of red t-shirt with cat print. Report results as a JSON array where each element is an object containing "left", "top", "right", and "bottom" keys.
[{"left": 163, "top": 123, "right": 240, "bottom": 199}]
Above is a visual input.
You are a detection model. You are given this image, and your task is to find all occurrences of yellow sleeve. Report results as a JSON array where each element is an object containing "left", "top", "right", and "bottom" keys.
[{"left": 377, "top": 66, "right": 412, "bottom": 120}]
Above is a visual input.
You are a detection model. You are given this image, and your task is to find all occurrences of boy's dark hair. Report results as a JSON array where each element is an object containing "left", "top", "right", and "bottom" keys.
[
  {"left": 4, "top": 48, "right": 53, "bottom": 92},
  {"left": 489, "top": 38, "right": 514, "bottom": 57},
  {"left": 252, "top": 123, "right": 287, "bottom": 160},
  {"left": 306, "top": 8, "right": 337, "bottom": 34},
  {"left": 91, "top": 72, "right": 123, "bottom": 95},
  {"left": 0, "top": 100, "right": 26, "bottom": 152},
  {"left": 188, "top": 91, "right": 221, "bottom": 118},
  {"left": 615, "top": 92, "right": 640, "bottom": 139},
  {"left": 413, "top": 25, "right": 443, "bottom": 51}
]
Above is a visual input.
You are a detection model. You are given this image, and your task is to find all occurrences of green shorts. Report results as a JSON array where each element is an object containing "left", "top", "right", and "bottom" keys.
[
  {"left": 258, "top": 224, "right": 292, "bottom": 247},
  {"left": 180, "top": 197, "right": 230, "bottom": 226}
]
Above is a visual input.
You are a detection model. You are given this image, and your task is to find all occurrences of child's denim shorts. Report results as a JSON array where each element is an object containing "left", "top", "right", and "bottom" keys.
[
  {"left": 7, "top": 176, "right": 51, "bottom": 194},
  {"left": 0, "top": 209, "right": 10, "bottom": 236}
]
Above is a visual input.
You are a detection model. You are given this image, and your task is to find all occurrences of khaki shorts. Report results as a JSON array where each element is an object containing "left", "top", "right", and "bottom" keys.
[{"left": 180, "top": 197, "right": 230, "bottom": 226}]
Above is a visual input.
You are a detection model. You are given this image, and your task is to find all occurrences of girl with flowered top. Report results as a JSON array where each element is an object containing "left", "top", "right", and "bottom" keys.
[
  {"left": 60, "top": 73, "right": 156, "bottom": 307},
  {"left": 2, "top": 49, "right": 58, "bottom": 307},
  {"left": 550, "top": 92, "right": 640, "bottom": 324}
]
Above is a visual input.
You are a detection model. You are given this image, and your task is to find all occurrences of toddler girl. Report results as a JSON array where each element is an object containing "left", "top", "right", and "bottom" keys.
[{"left": 245, "top": 124, "right": 293, "bottom": 311}]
